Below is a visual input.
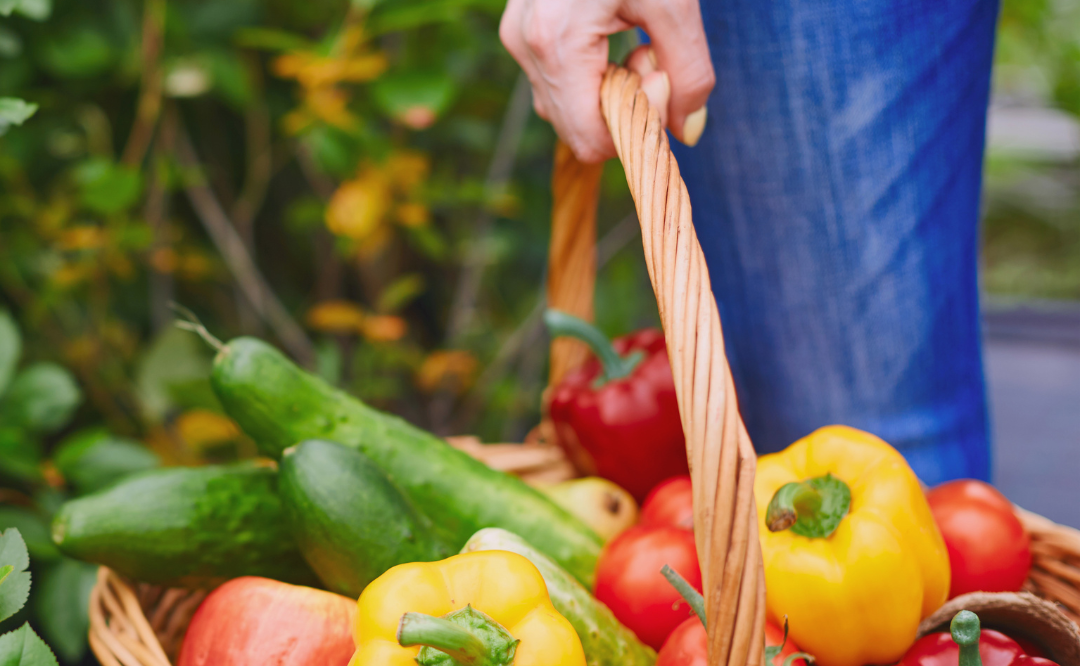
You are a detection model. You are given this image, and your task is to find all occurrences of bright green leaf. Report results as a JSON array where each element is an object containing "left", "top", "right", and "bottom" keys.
[
  {"left": 1, "top": 364, "right": 81, "bottom": 435},
  {"left": 35, "top": 559, "right": 96, "bottom": 663},
  {"left": 0, "top": 529, "right": 30, "bottom": 623},
  {"left": 0, "top": 98, "right": 37, "bottom": 137},
  {"left": 0, "top": 311, "right": 20, "bottom": 398},
  {"left": 0, "top": 510, "right": 57, "bottom": 563},
  {"left": 0, "top": 566, "right": 10, "bottom": 586},
  {"left": 0, "top": 623, "right": 60, "bottom": 666},
  {"left": 74, "top": 158, "right": 143, "bottom": 215},
  {"left": 52, "top": 429, "right": 159, "bottom": 494},
  {"left": 0, "top": 429, "right": 42, "bottom": 484}
]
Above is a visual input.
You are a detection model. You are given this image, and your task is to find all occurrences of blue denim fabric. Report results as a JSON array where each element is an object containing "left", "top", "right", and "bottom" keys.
[{"left": 666, "top": 0, "right": 998, "bottom": 484}]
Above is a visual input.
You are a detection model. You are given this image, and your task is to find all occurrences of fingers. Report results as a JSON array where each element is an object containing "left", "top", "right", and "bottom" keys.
[
  {"left": 623, "top": 0, "right": 715, "bottom": 145},
  {"left": 625, "top": 44, "right": 671, "bottom": 126},
  {"left": 500, "top": 0, "right": 624, "bottom": 163}
]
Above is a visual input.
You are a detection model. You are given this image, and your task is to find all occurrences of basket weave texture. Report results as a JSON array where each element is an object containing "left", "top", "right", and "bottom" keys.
[{"left": 88, "top": 66, "right": 1080, "bottom": 666}]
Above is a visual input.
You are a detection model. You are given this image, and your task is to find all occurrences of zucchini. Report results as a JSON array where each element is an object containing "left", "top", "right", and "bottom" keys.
[
  {"left": 210, "top": 337, "right": 603, "bottom": 585},
  {"left": 462, "top": 527, "right": 656, "bottom": 666},
  {"left": 279, "top": 439, "right": 455, "bottom": 597},
  {"left": 52, "top": 461, "right": 318, "bottom": 588}
]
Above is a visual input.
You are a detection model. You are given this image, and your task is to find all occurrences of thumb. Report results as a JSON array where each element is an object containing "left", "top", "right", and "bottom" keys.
[{"left": 624, "top": 0, "right": 714, "bottom": 146}]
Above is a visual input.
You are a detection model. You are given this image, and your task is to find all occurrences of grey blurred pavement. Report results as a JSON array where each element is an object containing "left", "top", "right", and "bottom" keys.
[{"left": 985, "top": 301, "right": 1080, "bottom": 528}]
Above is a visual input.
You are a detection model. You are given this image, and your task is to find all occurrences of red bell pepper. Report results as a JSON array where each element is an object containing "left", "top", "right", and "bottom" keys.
[
  {"left": 545, "top": 310, "right": 687, "bottom": 501},
  {"left": 898, "top": 610, "right": 1058, "bottom": 666}
]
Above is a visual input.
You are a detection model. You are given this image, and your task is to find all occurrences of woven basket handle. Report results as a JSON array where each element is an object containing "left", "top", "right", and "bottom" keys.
[{"left": 546, "top": 65, "right": 766, "bottom": 666}]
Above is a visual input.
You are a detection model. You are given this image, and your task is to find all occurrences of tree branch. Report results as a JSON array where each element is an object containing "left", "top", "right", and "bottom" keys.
[
  {"left": 443, "top": 73, "right": 532, "bottom": 343},
  {"left": 173, "top": 113, "right": 315, "bottom": 365}
]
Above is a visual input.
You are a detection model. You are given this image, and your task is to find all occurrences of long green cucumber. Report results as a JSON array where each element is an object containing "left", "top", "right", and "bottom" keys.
[
  {"left": 462, "top": 528, "right": 656, "bottom": 666},
  {"left": 210, "top": 337, "right": 603, "bottom": 585},
  {"left": 279, "top": 439, "right": 455, "bottom": 597},
  {"left": 51, "top": 461, "right": 318, "bottom": 588}
]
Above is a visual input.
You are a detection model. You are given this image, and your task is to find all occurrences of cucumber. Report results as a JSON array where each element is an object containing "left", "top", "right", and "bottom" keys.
[
  {"left": 279, "top": 439, "right": 455, "bottom": 597},
  {"left": 462, "top": 528, "right": 656, "bottom": 666},
  {"left": 52, "top": 461, "right": 317, "bottom": 588},
  {"left": 210, "top": 337, "right": 603, "bottom": 586}
]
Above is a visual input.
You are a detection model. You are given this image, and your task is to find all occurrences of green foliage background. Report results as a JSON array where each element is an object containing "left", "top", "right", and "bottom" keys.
[{"left": 0, "top": 0, "right": 1076, "bottom": 662}]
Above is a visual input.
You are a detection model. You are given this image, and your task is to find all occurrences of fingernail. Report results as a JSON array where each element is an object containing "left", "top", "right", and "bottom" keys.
[
  {"left": 647, "top": 47, "right": 658, "bottom": 69},
  {"left": 682, "top": 105, "right": 708, "bottom": 147},
  {"left": 641, "top": 71, "right": 671, "bottom": 121}
]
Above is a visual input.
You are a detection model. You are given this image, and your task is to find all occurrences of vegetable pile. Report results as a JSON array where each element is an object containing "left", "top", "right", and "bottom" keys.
[{"left": 39, "top": 325, "right": 1064, "bottom": 666}]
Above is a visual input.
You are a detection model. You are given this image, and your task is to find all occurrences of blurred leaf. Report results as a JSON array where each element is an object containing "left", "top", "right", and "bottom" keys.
[
  {"left": 0, "top": 0, "right": 49, "bottom": 20},
  {"left": 36, "top": 26, "right": 113, "bottom": 79},
  {"left": 305, "top": 126, "right": 361, "bottom": 178},
  {"left": 373, "top": 72, "right": 457, "bottom": 129},
  {"left": 0, "top": 528, "right": 30, "bottom": 622},
  {"left": 1, "top": 364, "right": 81, "bottom": 435},
  {"left": 135, "top": 327, "right": 213, "bottom": 423},
  {"left": 284, "top": 197, "right": 326, "bottom": 234},
  {"left": 52, "top": 429, "right": 159, "bottom": 495},
  {"left": 0, "top": 310, "right": 20, "bottom": 397},
  {"left": 368, "top": 0, "right": 502, "bottom": 36},
  {"left": 0, "top": 98, "right": 37, "bottom": 137},
  {"left": 205, "top": 50, "right": 253, "bottom": 109},
  {"left": 35, "top": 558, "right": 96, "bottom": 663},
  {"left": 233, "top": 27, "right": 310, "bottom": 52},
  {"left": 74, "top": 159, "right": 144, "bottom": 215},
  {"left": 0, "top": 429, "right": 42, "bottom": 484},
  {"left": 0, "top": 26, "right": 21, "bottom": 58},
  {"left": 0, "top": 510, "right": 57, "bottom": 563},
  {"left": 0, "top": 623, "right": 59, "bottom": 666},
  {"left": 378, "top": 274, "right": 425, "bottom": 312}
]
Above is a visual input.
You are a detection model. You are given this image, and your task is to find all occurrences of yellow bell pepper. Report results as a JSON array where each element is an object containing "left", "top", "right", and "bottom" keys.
[
  {"left": 350, "top": 550, "right": 586, "bottom": 666},
  {"left": 754, "top": 425, "right": 950, "bottom": 666}
]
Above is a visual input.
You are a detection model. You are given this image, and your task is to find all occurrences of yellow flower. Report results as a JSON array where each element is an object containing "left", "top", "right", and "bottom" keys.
[
  {"left": 359, "top": 314, "right": 407, "bottom": 342},
  {"left": 395, "top": 202, "right": 430, "bottom": 229},
  {"left": 387, "top": 151, "right": 430, "bottom": 193},
  {"left": 326, "top": 170, "right": 390, "bottom": 241},
  {"left": 416, "top": 350, "right": 478, "bottom": 394},
  {"left": 306, "top": 300, "right": 367, "bottom": 334}
]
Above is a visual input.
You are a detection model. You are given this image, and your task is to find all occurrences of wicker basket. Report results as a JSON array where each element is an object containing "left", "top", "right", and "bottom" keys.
[{"left": 89, "top": 66, "right": 1080, "bottom": 666}]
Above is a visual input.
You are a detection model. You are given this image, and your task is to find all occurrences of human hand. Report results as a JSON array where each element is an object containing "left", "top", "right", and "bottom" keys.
[{"left": 500, "top": 0, "right": 715, "bottom": 163}]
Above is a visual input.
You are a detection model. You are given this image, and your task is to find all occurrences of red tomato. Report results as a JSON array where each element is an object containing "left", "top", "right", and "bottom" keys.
[
  {"left": 594, "top": 525, "right": 701, "bottom": 649},
  {"left": 641, "top": 476, "right": 694, "bottom": 530},
  {"left": 925, "top": 479, "right": 1032, "bottom": 597},
  {"left": 656, "top": 618, "right": 807, "bottom": 666},
  {"left": 898, "top": 628, "right": 1057, "bottom": 666}
]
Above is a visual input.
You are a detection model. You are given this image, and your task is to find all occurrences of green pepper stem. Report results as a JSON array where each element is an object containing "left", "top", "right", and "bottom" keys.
[
  {"left": 765, "top": 474, "right": 851, "bottom": 539},
  {"left": 766, "top": 482, "right": 822, "bottom": 532},
  {"left": 398, "top": 612, "right": 489, "bottom": 665},
  {"left": 661, "top": 565, "right": 707, "bottom": 628},
  {"left": 543, "top": 309, "right": 643, "bottom": 383},
  {"left": 951, "top": 610, "right": 983, "bottom": 666}
]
